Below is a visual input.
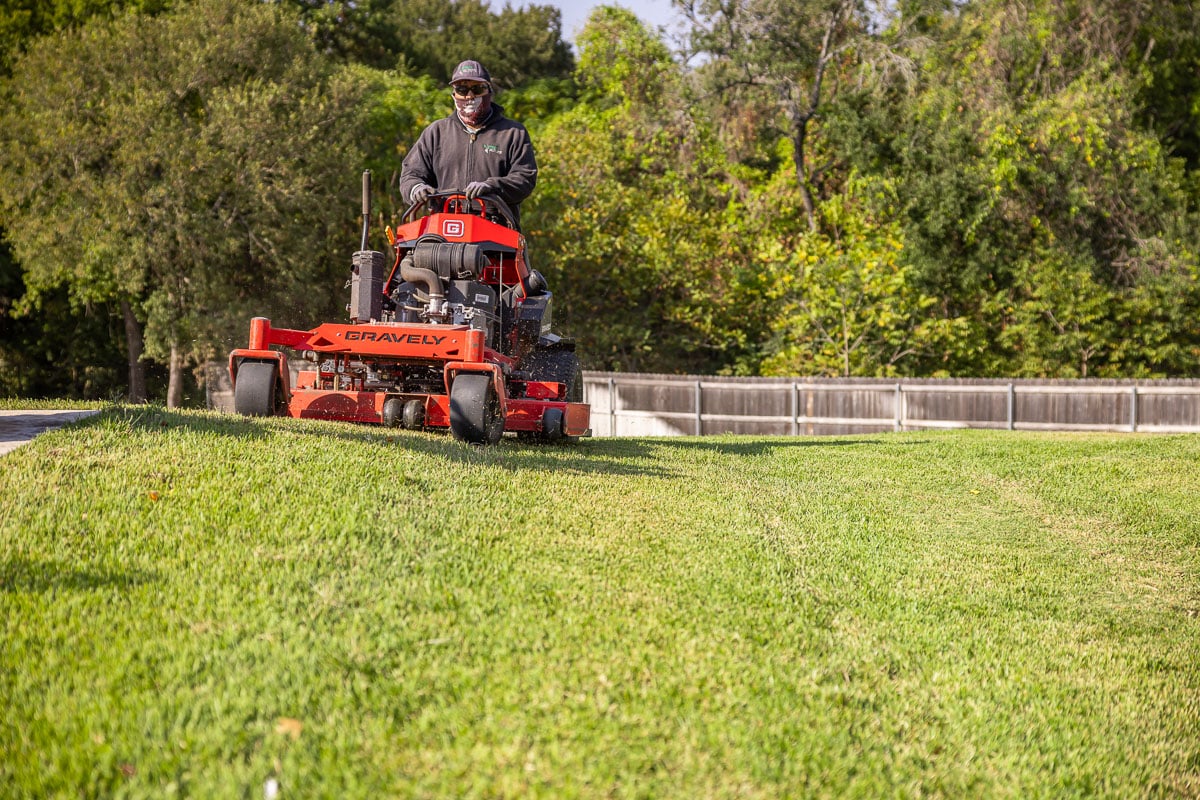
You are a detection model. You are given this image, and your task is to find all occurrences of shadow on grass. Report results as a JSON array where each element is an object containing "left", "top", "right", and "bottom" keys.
[
  {"left": 82, "top": 404, "right": 416, "bottom": 452},
  {"left": 0, "top": 555, "right": 158, "bottom": 594},
  {"left": 82, "top": 405, "right": 920, "bottom": 479},
  {"left": 86, "top": 405, "right": 677, "bottom": 477},
  {"left": 492, "top": 432, "right": 907, "bottom": 479},
  {"left": 632, "top": 436, "right": 890, "bottom": 457}
]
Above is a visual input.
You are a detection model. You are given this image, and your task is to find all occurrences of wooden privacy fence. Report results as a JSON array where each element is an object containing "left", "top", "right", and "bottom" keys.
[
  {"left": 581, "top": 373, "right": 1200, "bottom": 437},
  {"left": 207, "top": 363, "right": 1200, "bottom": 436}
]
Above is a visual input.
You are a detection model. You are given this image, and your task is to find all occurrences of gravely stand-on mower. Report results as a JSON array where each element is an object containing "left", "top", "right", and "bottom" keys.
[{"left": 228, "top": 172, "right": 589, "bottom": 445}]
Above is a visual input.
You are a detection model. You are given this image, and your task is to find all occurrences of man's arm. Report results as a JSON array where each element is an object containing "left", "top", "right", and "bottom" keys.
[
  {"left": 492, "top": 126, "right": 537, "bottom": 206},
  {"left": 399, "top": 126, "right": 439, "bottom": 203}
]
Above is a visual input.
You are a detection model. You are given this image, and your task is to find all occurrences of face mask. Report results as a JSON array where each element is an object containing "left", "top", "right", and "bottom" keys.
[{"left": 455, "top": 92, "right": 492, "bottom": 127}]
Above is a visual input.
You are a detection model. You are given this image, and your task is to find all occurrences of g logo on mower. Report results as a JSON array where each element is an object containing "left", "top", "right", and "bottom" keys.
[{"left": 443, "top": 220, "right": 464, "bottom": 238}]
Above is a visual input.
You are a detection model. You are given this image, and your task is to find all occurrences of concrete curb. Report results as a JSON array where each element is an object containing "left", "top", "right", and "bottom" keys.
[{"left": 0, "top": 410, "right": 101, "bottom": 457}]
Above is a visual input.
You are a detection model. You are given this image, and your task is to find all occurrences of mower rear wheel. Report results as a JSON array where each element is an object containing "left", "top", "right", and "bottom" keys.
[
  {"left": 522, "top": 350, "right": 582, "bottom": 402},
  {"left": 234, "top": 361, "right": 280, "bottom": 417},
  {"left": 449, "top": 373, "right": 503, "bottom": 445}
]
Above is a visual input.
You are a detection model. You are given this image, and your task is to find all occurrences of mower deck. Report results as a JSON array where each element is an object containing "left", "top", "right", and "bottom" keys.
[{"left": 229, "top": 318, "right": 589, "bottom": 438}]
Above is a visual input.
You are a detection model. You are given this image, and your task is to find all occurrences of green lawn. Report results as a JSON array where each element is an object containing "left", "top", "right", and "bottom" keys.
[{"left": 2, "top": 405, "right": 1198, "bottom": 798}]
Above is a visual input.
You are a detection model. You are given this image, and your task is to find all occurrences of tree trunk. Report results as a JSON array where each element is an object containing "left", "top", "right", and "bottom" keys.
[
  {"left": 841, "top": 306, "right": 851, "bottom": 377},
  {"left": 792, "top": 115, "right": 818, "bottom": 233},
  {"left": 791, "top": 0, "right": 852, "bottom": 235},
  {"left": 121, "top": 300, "right": 148, "bottom": 403},
  {"left": 167, "top": 343, "right": 184, "bottom": 409}
]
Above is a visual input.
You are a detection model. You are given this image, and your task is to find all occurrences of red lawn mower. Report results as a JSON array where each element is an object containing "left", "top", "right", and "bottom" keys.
[{"left": 228, "top": 172, "right": 589, "bottom": 444}]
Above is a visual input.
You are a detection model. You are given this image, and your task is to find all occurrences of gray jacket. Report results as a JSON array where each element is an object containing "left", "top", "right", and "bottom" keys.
[{"left": 399, "top": 104, "right": 537, "bottom": 226}]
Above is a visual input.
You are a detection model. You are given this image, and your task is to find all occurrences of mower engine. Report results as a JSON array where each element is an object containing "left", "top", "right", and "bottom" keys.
[{"left": 387, "top": 239, "right": 499, "bottom": 350}]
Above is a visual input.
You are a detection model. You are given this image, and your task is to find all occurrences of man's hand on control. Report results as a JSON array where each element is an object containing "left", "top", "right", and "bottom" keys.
[
  {"left": 410, "top": 183, "right": 435, "bottom": 204},
  {"left": 465, "top": 181, "right": 493, "bottom": 200}
]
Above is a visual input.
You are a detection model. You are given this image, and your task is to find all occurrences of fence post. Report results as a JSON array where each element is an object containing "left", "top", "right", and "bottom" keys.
[
  {"left": 894, "top": 383, "right": 903, "bottom": 431},
  {"left": 1130, "top": 385, "right": 1138, "bottom": 432},
  {"left": 791, "top": 383, "right": 799, "bottom": 437},
  {"left": 695, "top": 380, "right": 703, "bottom": 436},
  {"left": 608, "top": 377, "right": 616, "bottom": 438},
  {"left": 1007, "top": 383, "right": 1015, "bottom": 430}
]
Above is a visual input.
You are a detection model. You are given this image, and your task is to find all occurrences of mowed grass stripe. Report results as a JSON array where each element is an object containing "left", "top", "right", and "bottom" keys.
[{"left": 1, "top": 405, "right": 1197, "bottom": 798}]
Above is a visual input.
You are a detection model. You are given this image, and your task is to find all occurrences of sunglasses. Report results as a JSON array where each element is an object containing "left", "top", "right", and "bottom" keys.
[{"left": 452, "top": 83, "right": 490, "bottom": 97}]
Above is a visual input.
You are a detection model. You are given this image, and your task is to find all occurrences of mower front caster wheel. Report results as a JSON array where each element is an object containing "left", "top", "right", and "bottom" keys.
[
  {"left": 449, "top": 373, "right": 503, "bottom": 445},
  {"left": 234, "top": 361, "right": 280, "bottom": 417}
]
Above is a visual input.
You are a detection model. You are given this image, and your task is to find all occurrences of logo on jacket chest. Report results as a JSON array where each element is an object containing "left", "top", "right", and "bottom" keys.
[{"left": 481, "top": 144, "right": 501, "bottom": 155}]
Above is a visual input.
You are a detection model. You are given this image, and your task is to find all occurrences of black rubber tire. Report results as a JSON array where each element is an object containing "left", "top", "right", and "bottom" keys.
[
  {"left": 402, "top": 399, "right": 426, "bottom": 430},
  {"left": 234, "top": 361, "right": 279, "bottom": 417},
  {"left": 449, "top": 373, "right": 503, "bottom": 445},
  {"left": 540, "top": 406, "right": 565, "bottom": 442},
  {"left": 522, "top": 349, "right": 582, "bottom": 402},
  {"left": 382, "top": 397, "right": 404, "bottom": 428}
]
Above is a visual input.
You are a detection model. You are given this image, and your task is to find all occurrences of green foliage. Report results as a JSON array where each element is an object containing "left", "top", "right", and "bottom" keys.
[
  {"left": 997, "top": 252, "right": 1116, "bottom": 378},
  {"left": 759, "top": 175, "right": 946, "bottom": 377},
  {"left": 527, "top": 6, "right": 771, "bottom": 373},
  {"left": 359, "top": 69, "right": 449, "bottom": 218},
  {"left": 575, "top": 5, "right": 674, "bottom": 106},
  {"left": 279, "top": 0, "right": 402, "bottom": 69},
  {"left": 1132, "top": 2, "right": 1200, "bottom": 169},
  {"left": 387, "top": 0, "right": 573, "bottom": 86},
  {"left": 2, "top": 411, "right": 1199, "bottom": 795},
  {"left": 684, "top": 0, "right": 876, "bottom": 230},
  {"left": 273, "top": 0, "right": 576, "bottom": 81},
  {"left": 1113, "top": 255, "right": 1200, "bottom": 376},
  {"left": 975, "top": 73, "right": 1200, "bottom": 379},
  {"left": 522, "top": 0, "right": 1200, "bottom": 379},
  {"left": 819, "top": 0, "right": 1200, "bottom": 378},
  {"left": 495, "top": 76, "right": 580, "bottom": 132},
  {"left": 6, "top": 0, "right": 1200, "bottom": 394},
  {"left": 0, "top": 0, "right": 372, "bottom": 373},
  {"left": 0, "top": 243, "right": 128, "bottom": 398},
  {"left": 0, "top": 0, "right": 171, "bottom": 73}
]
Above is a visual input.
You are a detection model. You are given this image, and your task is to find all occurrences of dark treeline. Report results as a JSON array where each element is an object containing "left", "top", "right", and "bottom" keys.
[{"left": 1, "top": 0, "right": 1198, "bottom": 405}]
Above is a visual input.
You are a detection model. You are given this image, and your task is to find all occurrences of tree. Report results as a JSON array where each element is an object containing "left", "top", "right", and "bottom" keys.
[
  {"left": 0, "top": 0, "right": 170, "bottom": 73},
  {"left": 1132, "top": 2, "right": 1200, "bottom": 169},
  {"left": 682, "top": 0, "right": 872, "bottom": 231},
  {"left": 281, "top": 0, "right": 402, "bottom": 69},
  {"left": 0, "top": 241, "right": 129, "bottom": 398},
  {"left": 957, "top": 1, "right": 1200, "bottom": 377},
  {"left": 0, "top": 0, "right": 371, "bottom": 405},
  {"left": 757, "top": 174, "right": 945, "bottom": 377},
  {"left": 527, "top": 6, "right": 769, "bottom": 373},
  {"left": 0, "top": 0, "right": 175, "bottom": 399},
  {"left": 820, "top": 0, "right": 1200, "bottom": 378},
  {"left": 388, "top": 0, "right": 574, "bottom": 86}
]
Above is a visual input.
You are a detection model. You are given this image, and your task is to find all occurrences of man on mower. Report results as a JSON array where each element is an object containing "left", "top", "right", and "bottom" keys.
[{"left": 399, "top": 60, "right": 538, "bottom": 229}]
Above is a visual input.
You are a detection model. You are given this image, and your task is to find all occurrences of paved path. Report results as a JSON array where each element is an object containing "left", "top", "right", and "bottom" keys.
[{"left": 0, "top": 410, "right": 100, "bottom": 457}]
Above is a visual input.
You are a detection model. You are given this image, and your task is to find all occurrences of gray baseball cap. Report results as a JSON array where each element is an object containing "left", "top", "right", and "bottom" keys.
[{"left": 450, "top": 60, "right": 491, "bottom": 85}]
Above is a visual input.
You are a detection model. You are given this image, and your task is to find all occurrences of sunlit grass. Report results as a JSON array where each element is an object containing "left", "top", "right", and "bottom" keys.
[
  {"left": 0, "top": 398, "right": 109, "bottom": 411},
  {"left": 2, "top": 406, "right": 1198, "bottom": 798}
]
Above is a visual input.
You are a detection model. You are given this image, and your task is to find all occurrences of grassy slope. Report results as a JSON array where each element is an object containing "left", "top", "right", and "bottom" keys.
[{"left": 1, "top": 406, "right": 1198, "bottom": 798}]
